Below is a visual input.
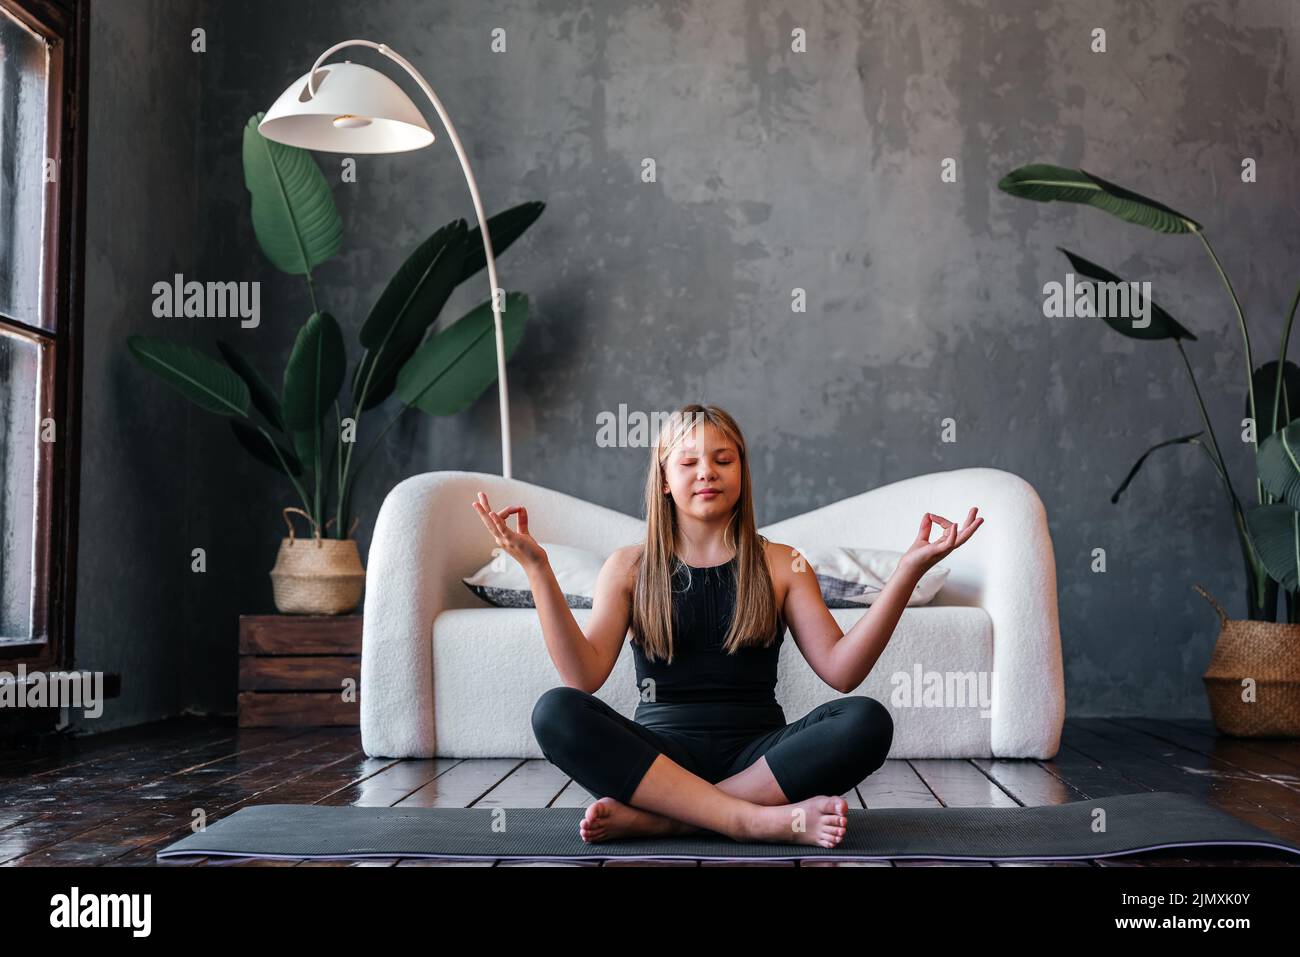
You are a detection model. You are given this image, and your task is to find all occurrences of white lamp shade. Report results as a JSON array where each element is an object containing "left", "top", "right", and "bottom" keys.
[{"left": 259, "top": 61, "right": 434, "bottom": 153}]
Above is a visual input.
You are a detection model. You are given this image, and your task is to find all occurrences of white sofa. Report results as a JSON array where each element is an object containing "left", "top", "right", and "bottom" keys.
[{"left": 359, "top": 468, "right": 1064, "bottom": 761}]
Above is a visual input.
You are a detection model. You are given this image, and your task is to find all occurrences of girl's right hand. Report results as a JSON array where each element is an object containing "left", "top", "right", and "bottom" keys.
[
  {"left": 471, "top": 491, "right": 550, "bottom": 572},
  {"left": 899, "top": 507, "right": 982, "bottom": 575}
]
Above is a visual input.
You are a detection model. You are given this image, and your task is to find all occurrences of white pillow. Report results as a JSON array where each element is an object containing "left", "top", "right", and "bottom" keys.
[
  {"left": 783, "top": 544, "right": 949, "bottom": 607},
  {"left": 462, "top": 542, "right": 602, "bottom": 608},
  {"left": 462, "top": 541, "right": 948, "bottom": 609}
]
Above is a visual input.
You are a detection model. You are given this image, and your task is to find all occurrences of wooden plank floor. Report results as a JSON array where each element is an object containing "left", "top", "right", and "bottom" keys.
[{"left": 1, "top": 716, "right": 1297, "bottom": 867}]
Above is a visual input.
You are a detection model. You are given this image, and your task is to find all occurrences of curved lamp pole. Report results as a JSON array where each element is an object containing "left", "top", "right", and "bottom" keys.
[{"left": 259, "top": 40, "right": 513, "bottom": 478}]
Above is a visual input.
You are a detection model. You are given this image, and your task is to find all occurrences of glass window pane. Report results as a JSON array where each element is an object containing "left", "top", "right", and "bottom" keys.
[
  {"left": 0, "top": 326, "right": 44, "bottom": 641},
  {"left": 0, "top": 6, "right": 50, "bottom": 328}
]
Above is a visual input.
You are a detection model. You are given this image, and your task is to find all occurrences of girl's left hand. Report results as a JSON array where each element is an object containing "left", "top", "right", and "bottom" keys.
[{"left": 900, "top": 508, "right": 983, "bottom": 575}]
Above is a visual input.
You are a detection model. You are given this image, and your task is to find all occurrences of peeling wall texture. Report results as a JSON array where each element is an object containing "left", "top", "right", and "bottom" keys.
[{"left": 76, "top": 0, "right": 1300, "bottom": 730}]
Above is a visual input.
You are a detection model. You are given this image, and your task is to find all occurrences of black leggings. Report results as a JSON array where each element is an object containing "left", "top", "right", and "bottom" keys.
[{"left": 531, "top": 686, "right": 894, "bottom": 806}]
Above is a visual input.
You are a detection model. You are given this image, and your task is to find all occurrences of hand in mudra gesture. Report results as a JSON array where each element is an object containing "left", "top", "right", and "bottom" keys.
[
  {"left": 900, "top": 507, "right": 983, "bottom": 575},
  {"left": 470, "top": 491, "right": 549, "bottom": 571}
]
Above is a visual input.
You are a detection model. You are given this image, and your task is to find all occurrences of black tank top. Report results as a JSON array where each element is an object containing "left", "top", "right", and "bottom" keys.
[{"left": 631, "top": 555, "right": 785, "bottom": 704}]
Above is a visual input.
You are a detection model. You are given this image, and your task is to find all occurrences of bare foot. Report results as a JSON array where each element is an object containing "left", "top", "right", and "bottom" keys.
[
  {"left": 745, "top": 795, "right": 849, "bottom": 848},
  {"left": 580, "top": 797, "right": 700, "bottom": 843}
]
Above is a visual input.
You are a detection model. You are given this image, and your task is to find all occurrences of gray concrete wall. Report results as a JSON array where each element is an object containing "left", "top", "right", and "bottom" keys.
[
  {"left": 75, "top": 0, "right": 203, "bottom": 731},
  {"left": 73, "top": 0, "right": 1300, "bottom": 731}
]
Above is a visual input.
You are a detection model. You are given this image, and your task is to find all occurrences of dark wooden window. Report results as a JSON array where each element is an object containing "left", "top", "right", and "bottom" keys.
[{"left": 0, "top": 0, "right": 86, "bottom": 676}]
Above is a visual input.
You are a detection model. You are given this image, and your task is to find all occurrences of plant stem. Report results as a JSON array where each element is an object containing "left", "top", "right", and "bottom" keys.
[
  {"left": 1271, "top": 280, "right": 1300, "bottom": 435},
  {"left": 300, "top": 265, "right": 323, "bottom": 524},
  {"left": 1174, "top": 340, "right": 1239, "bottom": 508},
  {"left": 318, "top": 409, "right": 339, "bottom": 538},
  {"left": 257, "top": 424, "right": 313, "bottom": 515},
  {"left": 1196, "top": 231, "right": 1258, "bottom": 496},
  {"left": 312, "top": 418, "right": 321, "bottom": 531},
  {"left": 338, "top": 350, "right": 379, "bottom": 532},
  {"left": 337, "top": 338, "right": 405, "bottom": 535},
  {"left": 1190, "top": 436, "right": 1231, "bottom": 489},
  {"left": 334, "top": 399, "right": 345, "bottom": 540},
  {"left": 352, "top": 402, "right": 413, "bottom": 481},
  {"left": 305, "top": 272, "right": 320, "bottom": 317},
  {"left": 1191, "top": 438, "right": 1263, "bottom": 610},
  {"left": 1174, "top": 340, "right": 1268, "bottom": 609},
  {"left": 334, "top": 403, "right": 415, "bottom": 536},
  {"left": 1253, "top": 281, "right": 1300, "bottom": 612}
]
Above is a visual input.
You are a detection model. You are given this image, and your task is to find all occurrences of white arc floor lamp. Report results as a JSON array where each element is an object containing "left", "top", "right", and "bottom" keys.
[{"left": 259, "top": 39, "right": 514, "bottom": 479}]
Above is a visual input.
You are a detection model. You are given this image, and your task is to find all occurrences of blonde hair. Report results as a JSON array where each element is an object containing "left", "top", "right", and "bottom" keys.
[{"left": 629, "top": 404, "right": 780, "bottom": 663}]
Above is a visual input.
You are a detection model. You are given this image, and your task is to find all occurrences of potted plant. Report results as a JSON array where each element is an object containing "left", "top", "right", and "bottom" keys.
[
  {"left": 128, "top": 113, "right": 544, "bottom": 614},
  {"left": 999, "top": 164, "right": 1300, "bottom": 735}
]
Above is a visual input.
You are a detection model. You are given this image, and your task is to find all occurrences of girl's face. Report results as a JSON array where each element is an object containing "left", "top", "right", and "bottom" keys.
[{"left": 662, "top": 425, "right": 741, "bottom": 518}]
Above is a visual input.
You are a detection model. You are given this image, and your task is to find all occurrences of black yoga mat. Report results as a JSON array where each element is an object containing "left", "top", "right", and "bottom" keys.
[{"left": 156, "top": 791, "right": 1300, "bottom": 862}]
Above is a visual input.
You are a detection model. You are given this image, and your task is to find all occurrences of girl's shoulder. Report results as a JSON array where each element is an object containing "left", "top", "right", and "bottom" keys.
[
  {"left": 759, "top": 537, "right": 800, "bottom": 599},
  {"left": 612, "top": 543, "right": 646, "bottom": 566},
  {"left": 759, "top": 536, "right": 798, "bottom": 567},
  {"left": 605, "top": 543, "right": 646, "bottom": 583},
  {"left": 593, "top": 544, "right": 644, "bottom": 608}
]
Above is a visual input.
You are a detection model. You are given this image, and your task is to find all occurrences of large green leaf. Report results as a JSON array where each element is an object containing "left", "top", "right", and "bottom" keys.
[
  {"left": 395, "top": 293, "right": 529, "bottom": 415},
  {"left": 217, "top": 338, "right": 284, "bottom": 430},
  {"left": 1256, "top": 419, "right": 1300, "bottom": 510},
  {"left": 242, "top": 112, "right": 343, "bottom": 274},
  {"left": 458, "top": 202, "right": 546, "bottom": 285},
  {"left": 353, "top": 220, "right": 469, "bottom": 410},
  {"left": 1250, "top": 360, "right": 1300, "bottom": 441},
  {"left": 283, "top": 312, "right": 347, "bottom": 467},
  {"left": 229, "top": 419, "right": 303, "bottom": 476},
  {"left": 1057, "top": 248, "right": 1197, "bottom": 341},
  {"left": 359, "top": 220, "right": 467, "bottom": 347},
  {"left": 291, "top": 423, "right": 322, "bottom": 474},
  {"left": 283, "top": 312, "right": 347, "bottom": 427},
  {"left": 999, "top": 164, "right": 1201, "bottom": 234},
  {"left": 1245, "top": 503, "right": 1300, "bottom": 591},
  {"left": 126, "top": 335, "right": 250, "bottom": 416}
]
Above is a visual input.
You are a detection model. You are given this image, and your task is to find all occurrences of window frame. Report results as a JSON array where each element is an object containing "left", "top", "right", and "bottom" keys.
[{"left": 0, "top": 0, "right": 87, "bottom": 674}]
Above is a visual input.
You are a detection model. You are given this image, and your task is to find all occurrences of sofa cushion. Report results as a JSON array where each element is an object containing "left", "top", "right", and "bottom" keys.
[
  {"left": 462, "top": 541, "right": 950, "bottom": 610},
  {"left": 790, "top": 543, "right": 950, "bottom": 607},
  {"left": 429, "top": 604, "right": 995, "bottom": 759},
  {"left": 461, "top": 542, "right": 600, "bottom": 608}
]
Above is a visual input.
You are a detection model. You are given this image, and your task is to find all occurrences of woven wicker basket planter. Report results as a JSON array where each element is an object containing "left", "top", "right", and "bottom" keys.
[
  {"left": 1196, "top": 585, "right": 1300, "bottom": 738},
  {"left": 270, "top": 507, "right": 366, "bottom": 615}
]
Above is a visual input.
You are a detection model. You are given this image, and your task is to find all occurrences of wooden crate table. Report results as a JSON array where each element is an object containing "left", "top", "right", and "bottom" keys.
[{"left": 238, "top": 614, "right": 362, "bottom": 728}]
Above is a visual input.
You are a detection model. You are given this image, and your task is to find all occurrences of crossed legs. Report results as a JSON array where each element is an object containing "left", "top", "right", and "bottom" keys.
[
  {"left": 531, "top": 687, "right": 893, "bottom": 847},
  {"left": 577, "top": 743, "right": 851, "bottom": 848}
]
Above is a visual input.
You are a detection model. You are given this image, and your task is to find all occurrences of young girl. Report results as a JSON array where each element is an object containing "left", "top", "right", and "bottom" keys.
[{"left": 471, "top": 404, "right": 982, "bottom": 848}]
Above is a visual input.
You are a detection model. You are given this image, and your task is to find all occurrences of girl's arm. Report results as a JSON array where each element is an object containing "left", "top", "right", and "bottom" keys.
[
  {"left": 472, "top": 492, "right": 634, "bottom": 693},
  {"left": 833, "top": 509, "right": 983, "bottom": 690},
  {"left": 781, "top": 509, "right": 982, "bottom": 692},
  {"left": 525, "top": 549, "right": 636, "bottom": 693},
  {"left": 823, "top": 559, "right": 924, "bottom": 692}
]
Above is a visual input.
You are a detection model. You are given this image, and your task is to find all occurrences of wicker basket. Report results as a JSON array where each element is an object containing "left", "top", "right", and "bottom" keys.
[
  {"left": 1195, "top": 585, "right": 1300, "bottom": 737},
  {"left": 270, "top": 507, "right": 366, "bottom": 615}
]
